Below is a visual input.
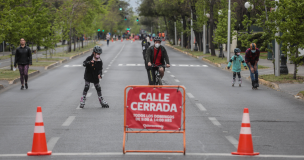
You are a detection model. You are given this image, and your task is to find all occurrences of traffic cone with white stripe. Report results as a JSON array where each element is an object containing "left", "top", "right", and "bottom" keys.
[
  {"left": 27, "top": 106, "right": 52, "bottom": 156},
  {"left": 121, "top": 38, "right": 123, "bottom": 42},
  {"left": 231, "top": 108, "right": 259, "bottom": 156}
]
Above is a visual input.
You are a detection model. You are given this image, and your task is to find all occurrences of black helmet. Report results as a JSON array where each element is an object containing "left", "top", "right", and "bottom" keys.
[
  {"left": 234, "top": 48, "right": 241, "bottom": 53},
  {"left": 93, "top": 45, "right": 102, "bottom": 54},
  {"left": 154, "top": 36, "right": 162, "bottom": 42}
]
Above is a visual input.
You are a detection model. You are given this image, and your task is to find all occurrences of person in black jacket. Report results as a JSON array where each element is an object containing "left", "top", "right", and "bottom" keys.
[
  {"left": 79, "top": 46, "right": 109, "bottom": 108},
  {"left": 14, "top": 38, "right": 32, "bottom": 90},
  {"left": 145, "top": 37, "right": 170, "bottom": 85}
]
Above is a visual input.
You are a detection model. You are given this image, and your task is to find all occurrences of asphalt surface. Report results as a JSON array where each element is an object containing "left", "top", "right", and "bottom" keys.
[{"left": 0, "top": 40, "right": 303, "bottom": 160}]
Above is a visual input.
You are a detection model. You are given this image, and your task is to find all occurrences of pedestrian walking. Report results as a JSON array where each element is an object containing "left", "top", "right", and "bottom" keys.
[
  {"left": 245, "top": 43, "right": 260, "bottom": 89},
  {"left": 79, "top": 46, "right": 109, "bottom": 108},
  {"left": 106, "top": 33, "right": 110, "bottom": 46},
  {"left": 227, "top": 48, "right": 247, "bottom": 87},
  {"left": 14, "top": 38, "right": 32, "bottom": 90}
]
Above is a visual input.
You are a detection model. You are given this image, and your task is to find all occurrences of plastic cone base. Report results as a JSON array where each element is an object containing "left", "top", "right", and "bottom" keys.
[
  {"left": 231, "top": 152, "right": 259, "bottom": 156},
  {"left": 27, "top": 151, "right": 52, "bottom": 156}
]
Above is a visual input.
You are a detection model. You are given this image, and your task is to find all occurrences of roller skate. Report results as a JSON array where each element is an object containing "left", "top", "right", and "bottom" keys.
[
  {"left": 238, "top": 78, "right": 242, "bottom": 87},
  {"left": 232, "top": 78, "right": 236, "bottom": 87},
  {"left": 80, "top": 95, "right": 86, "bottom": 108},
  {"left": 99, "top": 96, "right": 109, "bottom": 108},
  {"left": 252, "top": 81, "right": 258, "bottom": 90}
]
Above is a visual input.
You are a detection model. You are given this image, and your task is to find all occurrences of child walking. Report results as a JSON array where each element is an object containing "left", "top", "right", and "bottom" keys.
[
  {"left": 227, "top": 48, "right": 247, "bottom": 87},
  {"left": 80, "top": 46, "right": 109, "bottom": 108}
]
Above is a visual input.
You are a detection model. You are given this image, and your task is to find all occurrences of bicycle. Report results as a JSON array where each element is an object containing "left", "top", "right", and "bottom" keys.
[{"left": 151, "top": 64, "right": 167, "bottom": 85}]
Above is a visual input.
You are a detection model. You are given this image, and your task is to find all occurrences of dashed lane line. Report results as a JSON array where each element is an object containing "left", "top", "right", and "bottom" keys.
[
  {"left": 208, "top": 117, "right": 221, "bottom": 126},
  {"left": 170, "top": 75, "right": 175, "bottom": 77},
  {"left": 47, "top": 137, "right": 60, "bottom": 151},
  {"left": 196, "top": 103, "right": 206, "bottom": 111},
  {"left": 225, "top": 136, "right": 238, "bottom": 148},
  {"left": 175, "top": 79, "right": 180, "bottom": 82},
  {"left": 186, "top": 93, "right": 195, "bottom": 98},
  {"left": 62, "top": 116, "right": 76, "bottom": 126}
]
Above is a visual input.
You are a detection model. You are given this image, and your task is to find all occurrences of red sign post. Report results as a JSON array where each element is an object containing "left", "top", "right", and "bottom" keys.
[{"left": 123, "top": 85, "right": 186, "bottom": 154}]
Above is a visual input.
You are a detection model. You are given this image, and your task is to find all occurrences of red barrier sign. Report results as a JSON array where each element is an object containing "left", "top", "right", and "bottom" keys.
[{"left": 126, "top": 87, "right": 182, "bottom": 130}]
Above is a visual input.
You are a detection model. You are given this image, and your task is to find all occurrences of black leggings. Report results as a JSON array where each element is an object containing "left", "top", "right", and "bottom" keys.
[
  {"left": 233, "top": 72, "right": 241, "bottom": 79},
  {"left": 83, "top": 81, "right": 102, "bottom": 97},
  {"left": 18, "top": 64, "right": 29, "bottom": 85}
]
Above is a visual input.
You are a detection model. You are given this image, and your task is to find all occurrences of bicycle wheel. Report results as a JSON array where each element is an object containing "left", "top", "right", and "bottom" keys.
[{"left": 157, "top": 77, "right": 162, "bottom": 85}]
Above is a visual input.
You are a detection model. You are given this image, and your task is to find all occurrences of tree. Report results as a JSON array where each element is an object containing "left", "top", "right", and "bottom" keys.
[{"left": 271, "top": 0, "right": 304, "bottom": 79}]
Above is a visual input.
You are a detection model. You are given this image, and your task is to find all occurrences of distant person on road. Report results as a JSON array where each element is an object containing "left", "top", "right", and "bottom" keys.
[
  {"left": 227, "top": 48, "right": 247, "bottom": 87},
  {"left": 14, "top": 38, "right": 32, "bottom": 90},
  {"left": 106, "top": 33, "right": 110, "bottom": 46},
  {"left": 79, "top": 46, "right": 109, "bottom": 108},
  {"left": 145, "top": 37, "right": 170, "bottom": 85},
  {"left": 245, "top": 43, "right": 260, "bottom": 89}
]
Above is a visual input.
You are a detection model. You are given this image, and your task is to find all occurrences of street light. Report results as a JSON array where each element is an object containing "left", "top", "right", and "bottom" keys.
[
  {"left": 218, "top": 10, "right": 224, "bottom": 58},
  {"left": 244, "top": 2, "right": 254, "bottom": 34},
  {"left": 205, "top": 13, "right": 210, "bottom": 54}
]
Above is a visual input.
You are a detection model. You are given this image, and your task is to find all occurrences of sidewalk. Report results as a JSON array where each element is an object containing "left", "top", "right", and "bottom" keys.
[{"left": 172, "top": 45, "right": 304, "bottom": 97}]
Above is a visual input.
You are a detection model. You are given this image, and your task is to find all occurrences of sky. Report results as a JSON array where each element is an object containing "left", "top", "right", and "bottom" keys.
[{"left": 125, "top": 0, "right": 139, "bottom": 13}]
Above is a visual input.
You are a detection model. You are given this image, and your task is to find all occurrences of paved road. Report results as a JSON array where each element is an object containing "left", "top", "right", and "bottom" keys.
[{"left": 0, "top": 40, "right": 303, "bottom": 159}]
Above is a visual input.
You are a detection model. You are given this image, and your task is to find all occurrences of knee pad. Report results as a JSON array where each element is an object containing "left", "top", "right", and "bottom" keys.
[
  {"left": 84, "top": 84, "right": 90, "bottom": 92},
  {"left": 95, "top": 84, "right": 101, "bottom": 91},
  {"left": 233, "top": 72, "right": 236, "bottom": 76},
  {"left": 237, "top": 72, "right": 241, "bottom": 76}
]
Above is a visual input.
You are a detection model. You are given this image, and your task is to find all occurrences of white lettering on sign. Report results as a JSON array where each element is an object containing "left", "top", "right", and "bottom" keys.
[
  {"left": 130, "top": 102, "right": 177, "bottom": 112},
  {"left": 138, "top": 92, "right": 170, "bottom": 102}
]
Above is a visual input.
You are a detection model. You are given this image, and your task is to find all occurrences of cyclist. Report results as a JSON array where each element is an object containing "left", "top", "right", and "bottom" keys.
[{"left": 145, "top": 37, "right": 170, "bottom": 85}]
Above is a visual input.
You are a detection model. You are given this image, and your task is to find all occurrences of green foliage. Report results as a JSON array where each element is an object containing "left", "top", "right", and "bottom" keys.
[{"left": 213, "top": 0, "right": 238, "bottom": 44}]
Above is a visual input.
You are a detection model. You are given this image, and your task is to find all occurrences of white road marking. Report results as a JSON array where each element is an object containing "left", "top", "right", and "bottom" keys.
[
  {"left": 108, "top": 65, "right": 111, "bottom": 66},
  {"left": 118, "top": 64, "right": 123, "bottom": 66},
  {"left": 47, "top": 137, "right": 60, "bottom": 151},
  {"left": 186, "top": 93, "right": 195, "bottom": 98},
  {"left": 208, "top": 117, "right": 221, "bottom": 126},
  {"left": 72, "top": 65, "right": 82, "bottom": 66},
  {"left": 179, "top": 64, "right": 189, "bottom": 66},
  {"left": 104, "top": 70, "right": 107, "bottom": 73},
  {"left": 202, "top": 65, "right": 208, "bottom": 67},
  {"left": 175, "top": 79, "right": 180, "bottom": 82},
  {"left": 76, "top": 104, "right": 82, "bottom": 109},
  {"left": 126, "top": 64, "right": 136, "bottom": 66},
  {"left": 86, "top": 92, "right": 92, "bottom": 97},
  {"left": 225, "top": 136, "right": 238, "bottom": 148},
  {"left": 106, "top": 67, "right": 109, "bottom": 69},
  {"left": 1, "top": 152, "right": 304, "bottom": 158},
  {"left": 167, "top": 71, "right": 171, "bottom": 73},
  {"left": 64, "top": 65, "right": 69, "bottom": 67},
  {"left": 170, "top": 75, "right": 175, "bottom": 77},
  {"left": 196, "top": 103, "right": 206, "bottom": 111},
  {"left": 172, "top": 64, "right": 176, "bottom": 66},
  {"left": 62, "top": 116, "right": 76, "bottom": 126}
]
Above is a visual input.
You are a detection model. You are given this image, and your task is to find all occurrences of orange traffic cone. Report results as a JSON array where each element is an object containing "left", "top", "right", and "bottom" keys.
[
  {"left": 133, "top": 39, "right": 135, "bottom": 42},
  {"left": 150, "top": 38, "right": 152, "bottom": 41},
  {"left": 121, "top": 38, "right": 123, "bottom": 42},
  {"left": 27, "top": 106, "right": 52, "bottom": 156},
  {"left": 232, "top": 108, "right": 259, "bottom": 156},
  {"left": 111, "top": 38, "right": 113, "bottom": 42}
]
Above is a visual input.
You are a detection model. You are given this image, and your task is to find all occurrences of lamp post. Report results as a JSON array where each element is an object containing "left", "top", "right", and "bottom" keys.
[
  {"left": 206, "top": 13, "right": 210, "bottom": 54},
  {"left": 218, "top": 10, "right": 224, "bottom": 58},
  {"left": 244, "top": 2, "right": 254, "bottom": 34}
]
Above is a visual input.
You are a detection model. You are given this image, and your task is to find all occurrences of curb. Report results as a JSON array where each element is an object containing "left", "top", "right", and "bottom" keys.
[
  {"left": 8, "top": 70, "right": 40, "bottom": 85},
  {"left": 60, "top": 59, "right": 67, "bottom": 63},
  {"left": 246, "top": 76, "right": 280, "bottom": 91},
  {"left": 202, "top": 57, "right": 222, "bottom": 68},
  {"left": 45, "top": 62, "right": 59, "bottom": 70},
  {"left": 295, "top": 92, "right": 304, "bottom": 100}
]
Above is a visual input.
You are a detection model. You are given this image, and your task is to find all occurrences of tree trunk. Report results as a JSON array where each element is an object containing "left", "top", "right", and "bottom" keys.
[
  {"left": 163, "top": 16, "right": 170, "bottom": 41},
  {"left": 294, "top": 48, "right": 298, "bottom": 79},
  {"left": 73, "top": 35, "right": 76, "bottom": 52},
  {"left": 182, "top": 16, "right": 187, "bottom": 48},
  {"left": 209, "top": 1, "right": 216, "bottom": 56}
]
